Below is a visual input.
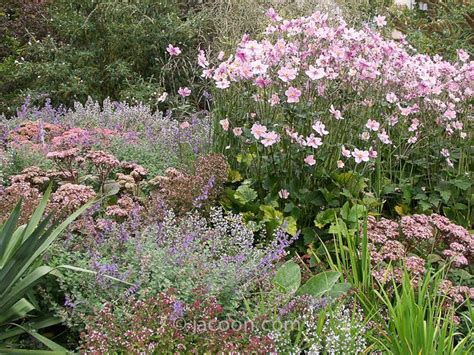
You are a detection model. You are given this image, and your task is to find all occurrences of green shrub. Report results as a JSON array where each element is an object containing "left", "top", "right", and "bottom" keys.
[{"left": 0, "top": 0, "right": 204, "bottom": 115}]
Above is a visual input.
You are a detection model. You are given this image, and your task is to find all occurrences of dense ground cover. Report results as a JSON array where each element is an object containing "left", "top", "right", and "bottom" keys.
[{"left": 0, "top": 1, "right": 473, "bottom": 353}]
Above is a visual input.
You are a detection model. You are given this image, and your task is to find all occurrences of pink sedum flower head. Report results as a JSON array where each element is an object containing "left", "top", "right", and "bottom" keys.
[
  {"left": 219, "top": 118, "right": 230, "bottom": 131},
  {"left": 374, "top": 15, "right": 387, "bottom": 27},
  {"left": 233, "top": 127, "right": 243, "bottom": 136},
  {"left": 178, "top": 87, "right": 191, "bottom": 97},
  {"left": 278, "top": 189, "right": 290, "bottom": 199},
  {"left": 304, "top": 154, "right": 316, "bottom": 166},
  {"left": 251, "top": 123, "right": 267, "bottom": 139},
  {"left": 352, "top": 148, "right": 370, "bottom": 164},
  {"left": 285, "top": 87, "right": 301, "bottom": 103},
  {"left": 166, "top": 44, "right": 181, "bottom": 56},
  {"left": 366, "top": 119, "right": 380, "bottom": 131},
  {"left": 260, "top": 131, "right": 279, "bottom": 147}
]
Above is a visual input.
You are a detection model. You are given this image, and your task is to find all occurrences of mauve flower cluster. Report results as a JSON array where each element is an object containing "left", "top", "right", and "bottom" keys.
[
  {"left": 106, "top": 195, "right": 140, "bottom": 219},
  {"left": 48, "top": 183, "right": 96, "bottom": 217},
  {"left": 150, "top": 154, "right": 229, "bottom": 213},
  {"left": 81, "top": 288, "right": 275, "bottom": 354},
  {"left": 367, "top": 214, "right": 474, "bottom": 298},
  {"left": 205, "top": 9, "right": 472, "bottom": 167},
  {"left": 0, "top": 182, "right": 42, "bottom": 225}
]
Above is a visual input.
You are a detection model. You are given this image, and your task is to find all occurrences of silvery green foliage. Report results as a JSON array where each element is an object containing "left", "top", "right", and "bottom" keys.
[{"left": 48, "top": 207, "right": 294, "bottom": 327}]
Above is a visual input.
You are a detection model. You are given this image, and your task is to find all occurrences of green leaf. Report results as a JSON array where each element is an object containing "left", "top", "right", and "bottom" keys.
[
  {"left": 297, "top": 271, "right": 341, "bottom": 297},
  {"left": 273, "top": 260, "right": 301, "bottom": 294},
  {"left": 282, "top": 216, "right": 298, "bottom": 237},
  {"left": 0, "top": 298, "right": 35, "bottom": 324},
  {"left": 0, "top": 316, "right": 63, "bottom": 341},
  {"left": 326, "top": 282, "right": 351, "bottom": 298},
  {"left": 314, "top": 209, "right": 336, "bottom": 228},
  {"left": 348, "top": 204, "right": 366, "bottom": 222},
  {"left": 451, "top": 179, "right": 471, "bottom": 191},
  {"left": 0, "top": 200, "right": 22, "bottom": 269},
  {"left": 439, "top": 190, "right": 452, "bottom": 203},
  {"left": 8, "top": 323, "right": 68, "bottom": 352},
  {"left": 260, "top": 205, "right": 283, "bottom": 223},
  {"left": 234, "top": 185, "right": 258, "bottom": 205}
]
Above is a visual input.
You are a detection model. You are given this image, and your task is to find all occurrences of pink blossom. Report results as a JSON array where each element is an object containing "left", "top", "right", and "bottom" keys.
[
  {"left": 352, "top": 148, "right": 370, "bottom": 164},
  {"left": 443, "top": 109, "right": 457, "bottom": 119},
  {"left": 216, "top": 79, "right": 230, "bottom": 89},
  {"left": 386, "top": 92, "right": 398, "bottom": 103},
  {"left": 251, "top": 123, "right": 267, "bottom": 139},
  {"left": 341, "top": 145, "right": 351, "bottom": 158},
  {"left": 269, "top": 93, "right": 280, "bottom": 106},
  {"left": 166, "top": 44, "right": 181, "bottom": 56},
  {"left": 369, "top": 148, "right": 378, "bottom": 158},
  {"left": 178, "top": 87, "right": 191, "bottom": 97},
  {"left": 337, "top": 160, "right": 344, "bottom": 168},
  {"left": 312, "top": 121, "right": 329, "bottom": 136},
  {"left": 374, "top": 15, "right": 387, "bottom": 27},
  {"left": 217, "top": 51, "right": 225, "bottom": 60},
  {"left": 360, "top": 131, "right": 370, "bottom": 141},
  {"left": 197, "top": 49, "right": 209, "bottom": 68},
  {"left": 233, "top": 127, "right": 243, "bottom": 136},
  {"left": 219, "top": 118, "right": 230, "bottom": 131},
  {"left": 179, "top": 121, "right": 190, "bottom": 129},
  {"left": 378, "top": 129, "right": 392, "bottom": 145},
  {"left": 329, "top": 105, "right": 343, "bottom": 120},
  {"left": 157, "top": 92, "right": 168, "bottom": 102},
  {"left": 305, "top": 65, "right": 326, "bottom": 80},
  {"left": 304, "top": 155, "right": 316, "bottom": 166},
  {"left": 305, "top": 134, "right": 323, "bottom": 149},
  {"left": 260, "top": 131, "right": 279, "bottom": 147},
  {"left": 366, "top": 119, "right": 380, "bottom": 131},
  {"left": 440, "top": 148, "right": 450, "bottom": 158},
  {"left": 251, "top": 60, "right": 269, "bottom": 75},
  {"left": 278, "top": 66, "right": 298, "bottom": 82},
  {"left": 278, "top": 189, "right": 290, "bottom": 199},
  {"left": 408, "top": 135, "right": 418, "bottom": 144},
  {"left": 285, "top": 87, "right": 301, "bottom": 103},
  {"left": 457, "top": 49, "right": 469, "bottom": 62},
  {"left": 265, "top": 7, "right": 282, "bottom": 21}
]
